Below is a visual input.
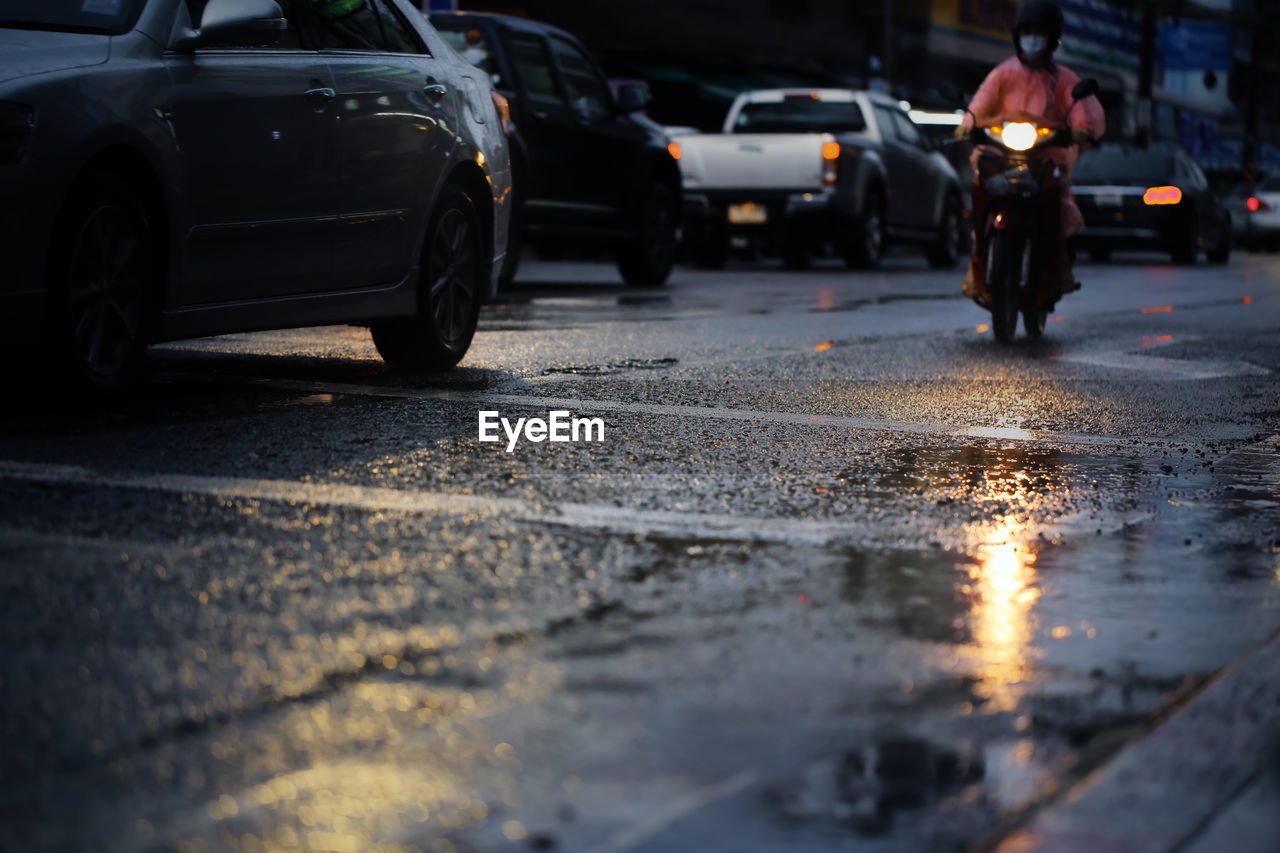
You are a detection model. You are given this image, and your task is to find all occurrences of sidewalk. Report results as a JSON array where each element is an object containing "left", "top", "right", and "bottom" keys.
[{"left": 990, "top": 626, "right": 1280, "bottom": 853}]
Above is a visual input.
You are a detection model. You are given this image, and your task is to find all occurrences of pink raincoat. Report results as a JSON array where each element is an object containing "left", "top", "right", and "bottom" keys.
[{"left": 965, "top": 56, "right": 1106, "bottom": 236}]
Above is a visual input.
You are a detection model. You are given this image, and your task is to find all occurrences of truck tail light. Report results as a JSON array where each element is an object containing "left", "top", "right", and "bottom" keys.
[{"left": 822, "top": 140, "right": 839, "bottom": 187}]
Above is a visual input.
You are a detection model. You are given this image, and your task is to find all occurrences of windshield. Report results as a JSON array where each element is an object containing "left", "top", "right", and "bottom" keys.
[
  {"left": 1073, "top": 150, "right": 1175, "bottom": 185},
  {"left": 733, "top": 99, "right": 866, "bottom": 134},
  {"left": 0, "top": 0, "right": 147, "bottom": 34}
]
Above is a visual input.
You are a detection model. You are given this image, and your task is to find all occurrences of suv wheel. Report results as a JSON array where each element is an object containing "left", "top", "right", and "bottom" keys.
[
  {"left": 372, "top": 185, "right": 481, "bottom": 370},
  {"left": 926, "top": 194, "right": 963, "bottom": 269},
  {"left": 844, "top": 188, "right": 885, "bottom": 269},
  {"left": 49, "top": 170, "right": 157, "bottom": 397},
  {"left": 617, "top": 182, "right": 676, "bottom": 287}
]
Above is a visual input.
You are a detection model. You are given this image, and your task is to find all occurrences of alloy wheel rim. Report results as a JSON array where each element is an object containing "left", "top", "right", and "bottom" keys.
[
  {"left": 428, "top": 208, "right": 476, "bottom": 346},
  {"left": 67, "top": 203, "right": 144, "bottom": 377},
  {"left": 867, "top": 208, "right": 883, "bottom": 259}
]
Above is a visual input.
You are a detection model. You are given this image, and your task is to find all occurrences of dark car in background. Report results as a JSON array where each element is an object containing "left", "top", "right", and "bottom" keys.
[
  {"left": 1071, "top": 145, "right": 1231, "bottom": 264},
  {"left": 0, "top": 0, "right": 512, "bottom": 396},
  {"left": 430, "top": 12, "right": 681, "bottom": 288}
]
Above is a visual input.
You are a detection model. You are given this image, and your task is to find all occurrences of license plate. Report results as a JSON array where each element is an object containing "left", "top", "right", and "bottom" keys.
[
  {"left": 1095, "top": 193, "right": 1123, "bottom": 207},
  {"left": 728, "top": 202, "right": 767, "bottom": 225}
]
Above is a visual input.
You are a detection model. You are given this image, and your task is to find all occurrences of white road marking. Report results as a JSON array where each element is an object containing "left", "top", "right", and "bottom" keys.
[
  {"left": 585, "top": 771, "right": 759, "bottom": 853},
  {"left": 0, "top": 460, "right": 861, "bottom": 546},
  {"left": 230, "top": 378, "right": 1158, "bottom": 449},
  {"left": 1057, "top": 350, "right": 1269, "bottom": 379}
]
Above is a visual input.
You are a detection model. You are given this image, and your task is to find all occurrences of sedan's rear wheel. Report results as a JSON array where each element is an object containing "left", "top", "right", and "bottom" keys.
[
  {"left": 49, "top": 170, "right": 157, "bottom": 397},
  {"left": 372, "top": 186, "right": 481, "bottom": 370}
]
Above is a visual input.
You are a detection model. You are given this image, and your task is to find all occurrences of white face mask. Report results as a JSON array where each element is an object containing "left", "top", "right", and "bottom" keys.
[{"left": 1020, "top": 34, "right": 1049, "bottom": 57}]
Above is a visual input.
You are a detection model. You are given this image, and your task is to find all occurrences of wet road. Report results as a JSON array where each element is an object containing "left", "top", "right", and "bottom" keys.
[{"left": 2, "top": 249, "right": 1279, "bottom": 852}]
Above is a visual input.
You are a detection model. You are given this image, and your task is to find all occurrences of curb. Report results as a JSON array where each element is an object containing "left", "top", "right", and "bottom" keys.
[{"left": 989, "top": 626, "right": 1280, "bottom": 853}]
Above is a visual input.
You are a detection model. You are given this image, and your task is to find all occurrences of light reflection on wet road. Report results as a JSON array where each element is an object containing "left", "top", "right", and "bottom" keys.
[{"left": 1, "top": 251, "right": 1279, "bottom": 851}]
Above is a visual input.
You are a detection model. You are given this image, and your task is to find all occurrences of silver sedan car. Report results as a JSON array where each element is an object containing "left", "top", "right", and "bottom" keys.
[{"left": 0, "top": 0, "right": 511, "bottom": 394}]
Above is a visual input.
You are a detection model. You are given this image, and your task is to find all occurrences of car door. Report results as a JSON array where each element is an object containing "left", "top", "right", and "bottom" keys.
[
  {"left": 501, "top": 29, "right": 603, "bottom": 226},
  {"left": 545, "top": 34, "right": 635, "bottom": 219},
  {"left": 872, "top": 104, "right": 919, "bottom": 231},
  {"left": 887, "top": 109, "right": 942, "bottom": 230},
  {"left": 309, "top": 0, "right": 456, "bottom": 289},
  {"left": 164, "top": 0, "right": 344, "bottom": 304}
]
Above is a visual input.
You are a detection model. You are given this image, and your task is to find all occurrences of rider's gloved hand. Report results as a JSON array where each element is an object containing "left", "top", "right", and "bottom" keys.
[{"left": 1072, "top": 127, "right": 1093, "bottom": 146}]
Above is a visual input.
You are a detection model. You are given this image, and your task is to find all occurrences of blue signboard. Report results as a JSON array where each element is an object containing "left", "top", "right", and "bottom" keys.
[
  {"left": 1058, "top": 0, "right": 1141, "bottom": 69},
  {"left": 426, "top": 0, "right": 457, "bottom": 11},
  {"left": 1161, "top": 21, "right": 1232, "bottom": 70}
]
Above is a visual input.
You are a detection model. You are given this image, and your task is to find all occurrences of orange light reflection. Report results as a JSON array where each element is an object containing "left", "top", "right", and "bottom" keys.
[{"left": 967, "top": 521, "right": 1042, "bottom": 712}]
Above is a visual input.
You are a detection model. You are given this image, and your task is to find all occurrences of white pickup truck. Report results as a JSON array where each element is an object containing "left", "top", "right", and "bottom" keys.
[{"left": 672, "top": 88, "right": 965, "bottom": 269}]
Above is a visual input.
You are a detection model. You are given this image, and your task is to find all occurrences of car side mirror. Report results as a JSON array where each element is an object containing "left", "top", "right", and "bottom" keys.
[
  {"left": 1072, "top": 78, "right": 1100, "bottom": 102},
  {"left": 172, "top": 0, "right": 287, "bottom": 51},
  {"left": 615, "top": 83, "right": 650, "bottom": 114}
]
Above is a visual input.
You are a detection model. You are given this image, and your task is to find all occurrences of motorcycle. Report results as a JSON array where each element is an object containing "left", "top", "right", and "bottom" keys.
[{"left": 963, "top": 78, "right": 1099, "bottom": 343}]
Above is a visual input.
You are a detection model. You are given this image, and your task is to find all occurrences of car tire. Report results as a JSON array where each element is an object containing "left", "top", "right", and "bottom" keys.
[
  {"left": 844, "top": 188, "right": 885, "bottom": 270},
  {"left": 1171, "top": 219, "right": 1198, "bottom": 264},
  {"left": 926, "top": 193, "right": 963, "bottom": 269},
  {"left": 1206, "top": 228, "right": 1231, "bottom": 264},
  {"left": 47, "top": 170, "right": 158, "bottom": 397},
  {"left": 616, "top": 181, "right": 677, "bottom": 287},
  {"left": 372, "top": 185, "right": 482, "bottom": 371}
]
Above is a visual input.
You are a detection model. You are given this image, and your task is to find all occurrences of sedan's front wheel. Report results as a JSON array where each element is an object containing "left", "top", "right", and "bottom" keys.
[{"left": 372, "top": 186, "right": 482, "bottom": 370}]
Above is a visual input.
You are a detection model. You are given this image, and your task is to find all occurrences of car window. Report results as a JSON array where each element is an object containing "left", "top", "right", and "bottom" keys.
[
  {"left": 369, "top": 0, "right": 426, "bottom": 54},
  {"left": 436, "top": 23, "right": 503, "bottom": 85},
  {"left": 1261, "top": 177, "right": 1280, "bottom": 192},
  {"left": 308, "top": 0, "right": 391, "bottom": 51},
  {"left": 732, "top": 99, "right": 866, "bottom": 133},
  {"left": 873, "top": 106, "right": 901, "bottom": 142},
  {"left": 889, "top": 110, "right": 925, "bottom": 148},
  {"left": 1073, "top": 150, "right": 1175, "bottom": 184},
  {"left": 548, "top": 37, "right": 611, "bottom": 123},
  {"left": 506, "top": 33, "right": 563, "bottom": 108}
]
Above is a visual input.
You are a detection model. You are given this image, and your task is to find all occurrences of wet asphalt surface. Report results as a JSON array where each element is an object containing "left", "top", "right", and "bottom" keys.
[{"left": 2, "top": 247, "right": 1279, "bottom": 852}]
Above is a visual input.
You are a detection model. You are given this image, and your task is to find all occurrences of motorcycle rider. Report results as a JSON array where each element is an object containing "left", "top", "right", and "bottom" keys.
[{"left": 955, "top": 0, "right": 1105, "bottom": 304}]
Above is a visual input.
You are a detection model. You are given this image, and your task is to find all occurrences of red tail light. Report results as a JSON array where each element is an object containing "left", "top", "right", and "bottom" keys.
[{"left": 1247, "top": 196, "right": 1270, "bottom": 212}]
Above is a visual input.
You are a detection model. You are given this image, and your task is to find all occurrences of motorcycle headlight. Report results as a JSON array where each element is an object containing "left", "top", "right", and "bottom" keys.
[
  {"left": 1002, "top": 121, "right": 1038, "bottom": 152},
  {"left": 0, "top": 101, "right": 37, "bottom": 165}
]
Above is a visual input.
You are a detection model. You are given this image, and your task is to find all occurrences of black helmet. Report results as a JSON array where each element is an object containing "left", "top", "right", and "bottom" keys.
[{"left": 1014, "top": 0, "right": 1064, "bottom": 43}]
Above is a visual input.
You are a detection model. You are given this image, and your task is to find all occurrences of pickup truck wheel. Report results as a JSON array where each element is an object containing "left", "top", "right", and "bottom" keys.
[
  {"left": 617, "top": 182, "right": 676, "bottom": 287},
  {"left": 844, "top": 189, "right": 884, "bottom": 270},
  {"left": 926, "top": 194, "right": 963, "bottom": 269},
  {"left": 372, "top": 186, "right": 481, "bottom": 370}
]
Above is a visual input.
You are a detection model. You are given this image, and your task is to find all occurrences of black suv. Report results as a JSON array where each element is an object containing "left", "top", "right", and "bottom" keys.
[{"left": 431, "top": 12, "right": 681, "bottom": 287}]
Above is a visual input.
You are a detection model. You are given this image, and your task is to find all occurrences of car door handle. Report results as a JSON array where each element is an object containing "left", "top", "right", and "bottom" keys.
[
  {"left": 423, "top": 83, "right": 448, "bottom": 98},
  {"left": 304, "top": 87, "right": 336, "bottom": 102}
]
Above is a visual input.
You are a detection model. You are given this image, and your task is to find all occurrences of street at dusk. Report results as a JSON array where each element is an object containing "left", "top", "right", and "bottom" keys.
[{"left": 4, "top": 248, "right": 1279, "bottom": 851}]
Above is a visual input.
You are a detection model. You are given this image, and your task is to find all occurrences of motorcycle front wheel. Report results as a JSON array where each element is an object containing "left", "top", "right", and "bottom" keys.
[{"left": 987, "top": 229, "right": 1023, "bottom": 344}]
